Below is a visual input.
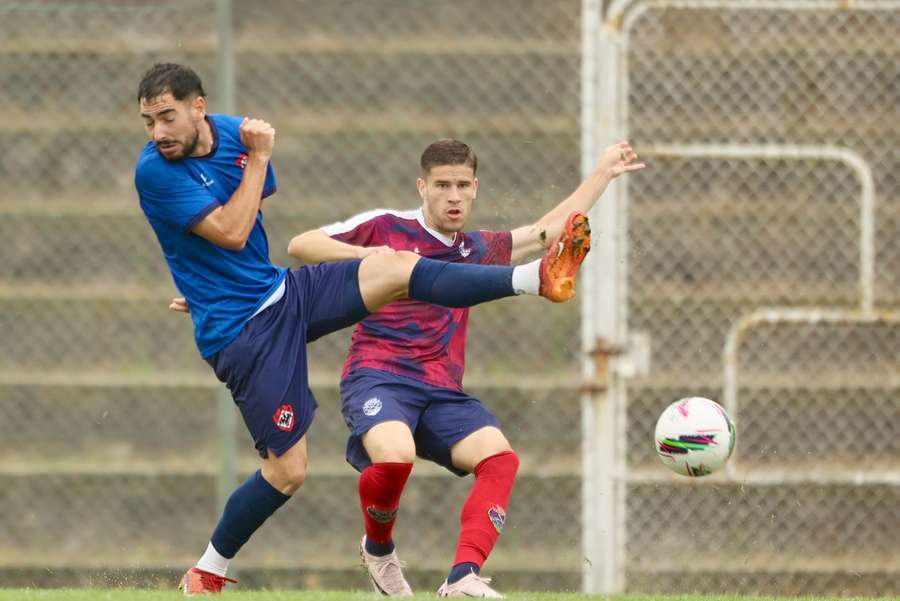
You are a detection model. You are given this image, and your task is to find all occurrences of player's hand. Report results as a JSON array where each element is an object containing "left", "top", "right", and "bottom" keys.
[
  {"left": 356, "top": 245, "right": 395, "bottom": 258},
  {"left": 240, "top": 118, "right": 276, "bottom": 159},
  {"left": 169, "top": 297, "right": 190, "bottom": 314},
  {"left": 598, "top": 141, "right": 645, "bottom": 178}
]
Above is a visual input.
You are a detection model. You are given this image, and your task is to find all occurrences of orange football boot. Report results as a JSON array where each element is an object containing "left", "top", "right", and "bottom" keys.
[
  {"left": 178, "top": 567, "right": 237, "bottom": 595},
  {"left": 539, "top": 211, "right": 591, "bottom": 302}
]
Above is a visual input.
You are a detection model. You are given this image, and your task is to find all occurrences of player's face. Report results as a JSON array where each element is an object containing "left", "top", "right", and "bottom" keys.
[
  {"left": 418, "top": 164, "right": 478, "bottom": 236},
  {"left": 139, "top": 92, "right": 205, "bottom": 161}
]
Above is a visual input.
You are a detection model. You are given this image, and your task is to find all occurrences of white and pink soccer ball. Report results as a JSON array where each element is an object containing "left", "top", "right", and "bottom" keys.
[{"left": 655, "top": 396, "right": 736, "bottom": 477}]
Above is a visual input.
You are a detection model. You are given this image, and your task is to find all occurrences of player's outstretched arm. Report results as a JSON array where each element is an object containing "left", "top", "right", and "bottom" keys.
[
  {"left": 287, "top": 228, "right": 393, "bottom": 264},
  {"left": 508, "top": 141, "right": 644, "bottom": 262},
  {"left": 191, "top": 118, "right": 275, "bottom": 250}
]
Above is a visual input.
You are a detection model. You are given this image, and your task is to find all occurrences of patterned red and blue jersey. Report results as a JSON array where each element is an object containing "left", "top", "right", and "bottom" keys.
[{"left": 322, "top": 208, "right": 512, "bottom": 391}]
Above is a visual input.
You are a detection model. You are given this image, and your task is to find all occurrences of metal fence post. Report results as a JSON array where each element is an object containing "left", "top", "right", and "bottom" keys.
[{"left": 214, "top": 0, "right": 238, "bottom": 534}]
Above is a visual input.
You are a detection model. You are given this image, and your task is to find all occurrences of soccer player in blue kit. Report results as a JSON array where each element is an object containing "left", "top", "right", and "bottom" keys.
[
  {"left": 134, "top": 63, "right": 595, "bottom": 595},
  {"left": 287, "top": 139, "right": 643, "bottom": 597}
]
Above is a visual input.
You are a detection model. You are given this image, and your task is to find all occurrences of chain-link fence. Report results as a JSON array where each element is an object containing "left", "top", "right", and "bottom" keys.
[
  {"left": 0, "top": 0, "right": 587, "bottom": 592},
  {"left": 617, "top": 1, "right": 900, "bottom": 596},
  {"left": 5, "top": 0, "right": 900, "bottom": 596}
]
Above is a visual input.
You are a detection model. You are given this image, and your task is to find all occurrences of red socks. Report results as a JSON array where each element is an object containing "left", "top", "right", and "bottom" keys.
[
  {"left": 359, "top": 451, "right": 520, "bottom": 567},
  {"left": 358, "top": 462, "right": 413, "bottom": 544},
  {"left": 453, "top": 450, "right": 520, "bottom": 566}
]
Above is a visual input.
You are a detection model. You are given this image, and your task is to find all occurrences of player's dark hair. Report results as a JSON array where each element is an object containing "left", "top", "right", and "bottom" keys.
[
  {"left": 420, "top": 139, "right": 477, "bottom": 176},
  {"left": 137, "top": 63, "right": 206, "bottom": 103}
]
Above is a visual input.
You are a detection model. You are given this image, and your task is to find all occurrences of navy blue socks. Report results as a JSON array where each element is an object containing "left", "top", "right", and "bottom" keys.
[
  {"left": 365, "top": 537, "right": 396, "bottom": 556},
  {"left": 210, "top": 470, "right": 290, "bottom": 558},
  {"left": 408, "top": 257, "right": 515, "bottom": 308},
  {"left": 448, "top": 562, "right": 481, "bottom": 584}
]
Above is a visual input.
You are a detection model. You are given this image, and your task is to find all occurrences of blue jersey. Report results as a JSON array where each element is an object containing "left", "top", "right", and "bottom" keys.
[{"left": 135, "top": 113, "right": 287, "bottom": 358}]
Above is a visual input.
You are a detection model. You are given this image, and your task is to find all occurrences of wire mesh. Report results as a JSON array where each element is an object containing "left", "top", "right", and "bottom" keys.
[
  {"left": 624, "top": 3, "right": 900, "bottom": 595},
  {"left": 0, "top": 0, "right": 585, "bottom": 592}
]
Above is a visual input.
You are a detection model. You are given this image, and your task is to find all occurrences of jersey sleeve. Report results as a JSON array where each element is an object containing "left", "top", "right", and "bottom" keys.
[
  {"left": 321, "top": 209, "right": 388, "bottom": 246},
  {"left": 262, "top": 161, "right": 277, "bottom": 199},
  {"left": 135, "top": 160, "right": 220, "bottom": 232},
  {"left": 476, "top": 230, "right": 513, "bottom": 266}
]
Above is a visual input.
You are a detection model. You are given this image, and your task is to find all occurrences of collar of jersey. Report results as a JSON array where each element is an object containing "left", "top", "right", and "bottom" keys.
[{"left": 415, "top": 208, "right": 457, "bottom": 247}]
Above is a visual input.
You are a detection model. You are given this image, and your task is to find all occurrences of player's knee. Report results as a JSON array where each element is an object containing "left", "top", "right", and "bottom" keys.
[
  {"left": 278, "top": 464, "right": 307, "bottom": 495},
  {"left": 359, "top": 250, "right": 419, "bottom": 302},
  {"left": 262, "top": 458, "right": 308, "bottom": 495},
  {"left": 363, "top": 422, "right": 416, "bottom": 463},
  {"left": 504, "top": 449, "right": 520, "bottom": 475},
  {"left": 480, "top": 448, "right": 519, "bottom": 478},
  {"left": 367, "top": 437, "right": 416, "bottom": 464},
  {"left": 375, "top": 446, "right": 416, "bottom": 464},
  {"left": 382, "top": 251, "right": 419, "bottom": 295}
]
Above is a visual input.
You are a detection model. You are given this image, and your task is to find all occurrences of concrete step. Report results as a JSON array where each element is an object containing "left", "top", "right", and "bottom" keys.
[
  {"left": 0, "top": 183, "right": 574, "bottom": 288},
  {"left": 626, "top": 297, "right": 900, "bottom": 385},
  {"left": 0, "top": 127, "right": 581, "bottom": 208},
  {"left": 2, "top": 44, "right": 577, "bottom": 120},
  {"left": 0, "top": 379, "right": 582, "bottom": 476},
  {"left": 1, "top": 0, "right": 579, "bottom": 53},
  {"left": 3, "top": 189, "right": 893, "bottom": 299},
  {"left": 0, "top": 294, "right": 579, "bottom": 375},
  {"left": 0, "top": 471, "right": 582, "bottom": 571},
  {"left": 1, "top": 470, "right": 896, "bottom": 587},
  {"left": 625, "top": 480, "right": 900, "bottom": 583}
]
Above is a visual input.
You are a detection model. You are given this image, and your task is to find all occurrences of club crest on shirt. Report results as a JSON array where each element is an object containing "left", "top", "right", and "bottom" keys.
[
  {"left": 235, "top": 153, "right": 249, "bottom": 169},
  {"left": 458, "top": 240, "right": 472, "bottom": 258},
  {"left": 487, "top": 505, "right": 506, "bottom": 533},
  {"left": 272, "top": 404, "right": 295, "bottom": 432},
  {"left": 363, "top": 397, "right": 383, "bottom": 416}
]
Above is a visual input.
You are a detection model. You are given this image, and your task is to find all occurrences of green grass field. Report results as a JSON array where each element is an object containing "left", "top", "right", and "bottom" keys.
[{"left": 0, "top": 593, "right": 896, "bottom": 601}]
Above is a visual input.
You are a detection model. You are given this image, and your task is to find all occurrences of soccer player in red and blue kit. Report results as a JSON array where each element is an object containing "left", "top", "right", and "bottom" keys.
[
  {"left": 288, "top": 139, "right": 644, "bottom": 597},
  {"left": 139, "top": 63, "right": 599, "bottom": 596}
]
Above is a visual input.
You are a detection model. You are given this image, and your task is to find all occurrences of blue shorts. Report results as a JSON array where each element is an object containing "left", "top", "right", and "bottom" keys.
[
  {"left": 341, "top": 368, "right": 500, "bottom": 476},
  {"left": 207, "top": 261, "right": 368, "bottom": 458}
]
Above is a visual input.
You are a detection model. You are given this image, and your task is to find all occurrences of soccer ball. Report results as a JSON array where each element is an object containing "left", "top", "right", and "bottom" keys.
[{"left": 654, "top": 396, "right": 735, "bottom": 477}]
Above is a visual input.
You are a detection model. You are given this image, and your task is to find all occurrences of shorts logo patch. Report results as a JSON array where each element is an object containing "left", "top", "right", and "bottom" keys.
[
  {"left": 363, "top": 397, "right": 382, "bottom": 416},
  {"left": 487, "top": 505, "right": 506, "bottom": 534},
  {"left": 366, "top": 505, "right": 398, "bottom": 524},
  {"left": 273, "top": 404, "right": 295, "bottom": 432}
]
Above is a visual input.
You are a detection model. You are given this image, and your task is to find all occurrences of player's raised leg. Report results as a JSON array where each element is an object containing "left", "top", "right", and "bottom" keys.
[
  {"left": 436, "top": 427, "right": 518, "bottom": 599},
  {"left": 356, "top": 211, "right": 591, "bottom": 313}
]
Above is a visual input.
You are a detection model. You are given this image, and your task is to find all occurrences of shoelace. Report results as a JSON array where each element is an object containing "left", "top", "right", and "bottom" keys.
[{"left": 373, "top": 556, "right": 409, "bottom": 588}]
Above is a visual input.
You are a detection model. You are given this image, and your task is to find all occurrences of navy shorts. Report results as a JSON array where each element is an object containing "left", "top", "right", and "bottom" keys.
[
  {"left": 341, "top": 368, "right": 500, "bottom": 476},
  {"left": 207, "top": 261, "right": 368, "bottom": 458}
]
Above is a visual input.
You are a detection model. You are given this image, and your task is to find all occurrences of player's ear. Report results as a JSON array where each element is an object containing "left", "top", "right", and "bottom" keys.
[
  {"left": 192, "top": 94, "right": 207, "bottom": 118},
  {"left": 416, "top": 177, "right": 426, "bottom": 200},
  {"left": 472, "top": 176, "right": 478, "bottom": 199}
]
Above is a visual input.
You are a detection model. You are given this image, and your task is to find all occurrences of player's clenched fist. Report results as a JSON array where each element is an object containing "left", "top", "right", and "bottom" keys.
[{"left": 240, "top": 118, "right": 275, "bottom": 158}]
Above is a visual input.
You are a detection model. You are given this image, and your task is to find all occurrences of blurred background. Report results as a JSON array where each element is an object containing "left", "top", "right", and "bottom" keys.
[{"left": 1, "top": 0, "right": 898, "bottom": 596}]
